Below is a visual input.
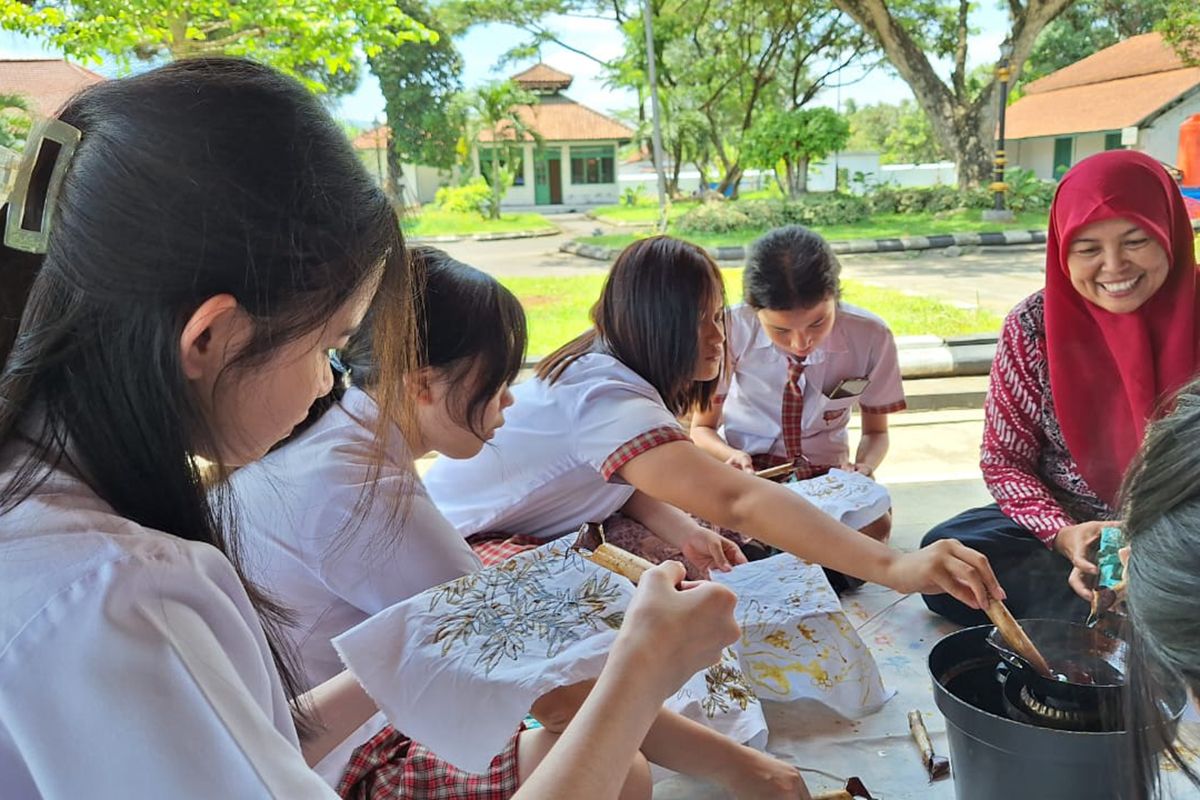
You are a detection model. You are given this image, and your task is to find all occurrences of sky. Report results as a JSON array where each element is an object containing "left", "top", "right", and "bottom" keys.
[{"left": 0, "top": 3, "right": 1014, "bottom": 126}]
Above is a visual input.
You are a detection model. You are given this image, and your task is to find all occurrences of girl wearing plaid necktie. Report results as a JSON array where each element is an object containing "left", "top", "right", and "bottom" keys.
[{"left": 691, "top": 226, "right": 905, "bottom": 591}]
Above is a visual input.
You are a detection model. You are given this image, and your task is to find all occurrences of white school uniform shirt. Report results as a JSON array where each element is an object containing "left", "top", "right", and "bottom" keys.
[
  {"left": 424, "top": 352, "right": 689, "bottom": 539},
  {"left": 0, "top": 442, "right": 337, "bottom": 799},
  {"left": 719, "top": 302, "right": 906, "bottom": 466},
  {"left": 230, "top": 387, "right": 483, "bottom": 692}
]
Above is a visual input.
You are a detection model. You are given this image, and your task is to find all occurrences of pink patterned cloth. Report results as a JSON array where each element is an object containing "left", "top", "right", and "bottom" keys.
[{"left": 981, "top": 291, "right": 1116, "bottom": 546}]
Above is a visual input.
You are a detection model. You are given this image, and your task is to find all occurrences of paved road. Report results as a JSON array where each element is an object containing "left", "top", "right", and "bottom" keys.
[{"left": 433, "top": 213, "right": 1046, "bottom": 315}]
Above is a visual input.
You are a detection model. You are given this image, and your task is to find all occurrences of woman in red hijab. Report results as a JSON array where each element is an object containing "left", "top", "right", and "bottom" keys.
[{"left": 922, "top": 150, "right": 1199, "bottom": 625}]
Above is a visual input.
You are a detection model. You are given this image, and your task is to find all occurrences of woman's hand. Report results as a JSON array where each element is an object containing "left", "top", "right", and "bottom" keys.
[
  {"left": 680, "top": 527, "right": 748, "bottom": 576},
  {"left": 611, "top": 561, "right": 741, "bottom": 699},
  {"left": 881, "top": 539, "right": 1006, "bottom": 609},
  {"left": 1056, "top": 520, "right": 1109, "bottom": 600},
  {"left": 724, "top": 450, "right": 755, "bottom": 473}
]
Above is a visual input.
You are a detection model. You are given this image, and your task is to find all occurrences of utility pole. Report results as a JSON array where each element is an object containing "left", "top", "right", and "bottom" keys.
[{"left": 643, "top": 0, "right": 669, "bottom": 233}]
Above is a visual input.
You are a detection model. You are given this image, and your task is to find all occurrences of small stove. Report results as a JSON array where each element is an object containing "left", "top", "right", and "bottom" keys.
[{"left": 999, "top": 666, "right": 1122, "bottom": 732}]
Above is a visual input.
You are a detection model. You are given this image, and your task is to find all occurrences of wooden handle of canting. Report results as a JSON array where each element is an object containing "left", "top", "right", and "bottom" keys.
[
  {"left": 584, "top": 543, "right": 656, "bottom": 584},
  {"left": 755, "top": 462, "right": 795, "bottom": 480},
  {"left": 985, "top": 598, "right": 1053, "bottom": 677},
  {"left": 812, "top": 792, "right": 852, "bottom": 800}
]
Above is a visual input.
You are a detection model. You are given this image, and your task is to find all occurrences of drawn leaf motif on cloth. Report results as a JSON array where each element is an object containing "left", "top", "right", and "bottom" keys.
[
  {"left": 425, "top": 545, "right": 626, "bottom": 674},
  {"left": 699, "top": 648, "right": 758, "bottom": 718}
]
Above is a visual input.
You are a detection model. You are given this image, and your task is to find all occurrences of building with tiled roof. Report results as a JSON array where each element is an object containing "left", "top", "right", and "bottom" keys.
[
  {"left": 473, "top": 63, "right": 635, "bottom": 208},
  {"left": 1004, "top": 33, "right": 1200, "bottom": 180},
  {"left": 0, "top": 59, "right": 104, "bottom": 118},
  {"left": 350, "top": 124, "right": 447, "bottom": 205}
]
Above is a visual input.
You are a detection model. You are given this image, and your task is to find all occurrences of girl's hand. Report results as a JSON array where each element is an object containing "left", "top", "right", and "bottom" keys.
[
  {"left": 882, "top": 539, "right": 1005, "bottom": 609},
  {"left": 838, "top": 462, "right": 876, "bottom": 478},
  {"left": 1055, "top": 521, "right": 1106, "bottom": 601},
  {"left": 725, "top": 451, "right": 755, "bottom": 473},
  {"left": 611, "top": 562, "right": 741, "bottom": 699},
  {"left": 680, "top": 527, "right": 748, "bottom": 576}
]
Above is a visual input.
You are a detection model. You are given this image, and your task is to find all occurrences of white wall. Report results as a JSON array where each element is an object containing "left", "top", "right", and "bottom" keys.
[
  {"left": 356, "top": 148, "right": 446, "bottom": 204},
  {"left": 1009, "top": 138, "right": 1058, "bottom": 180},
  {"left": 1141, "top": 91, "right": 1200, "bottom": 167}
]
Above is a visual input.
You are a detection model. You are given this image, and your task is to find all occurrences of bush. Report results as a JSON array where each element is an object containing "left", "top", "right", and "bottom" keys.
[
  {"left": 676, "top": 193, "right": 869, "bottom": 234},
  {"left": 864, "top": 184, "right": 991, "bottom": 215},
  {"left": 1004, "top": 167, "right": 1056, "bottom": 214},
  {"left": 434, "top": 179, "right": 493, "bottom": 217}
]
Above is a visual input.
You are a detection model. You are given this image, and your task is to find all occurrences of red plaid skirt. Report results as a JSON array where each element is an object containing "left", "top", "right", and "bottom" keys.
[
  {"left": 467, "top": 533, "right": 544, "bottom": 566},
  {"left": 336, "top": 724, "right": 521, "bottom": 800}
]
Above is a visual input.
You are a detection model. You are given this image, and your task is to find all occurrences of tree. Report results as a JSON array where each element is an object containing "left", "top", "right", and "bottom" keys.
[
  {"left": 1021, "top": 0, "right": 1170, "bottom": 87},
  {"left": 833, "top": 0, "right": 1075, "bottom": 189},
  {"left": 1161, "top": 0, "right": 1200, "bottom": 65},
  {"left": 369, "top": 0, "right": 464, "bottom": 202},
  {"left": 845, "top": 98, "right": 949, "bottom": 164},
  {"left": 0, "top": 0, "right": 430, "bottom": 93},
  {"left": 0, "top": 93, "right": 32, "bottom": 150},
  {"left": 742, "top": 107, "right": 851, "bottom": 196},
  {"left": 457, "top": 81, "right": 540, "bottom": 219}
]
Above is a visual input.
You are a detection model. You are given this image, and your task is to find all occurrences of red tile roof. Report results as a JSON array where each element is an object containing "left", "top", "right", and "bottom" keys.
[
  {"left": 0, "top": 59, "right": 105, "bottom": 118},
  {"left": 1006, "top": 33, "right": 1200, "bottom": 140},
  {"left": 353, "top": 125, "right": 389, "bottom": 149},
  {"left": 478, "top": 94, "right": 634, "bottom": 143},
  {"left": 512, "top": 63, "right": 573, "bottom": 91}
]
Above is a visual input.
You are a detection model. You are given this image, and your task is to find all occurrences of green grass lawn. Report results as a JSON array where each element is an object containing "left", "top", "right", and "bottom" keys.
[
  {"left": 402, "top": 209, "right": 554, "bottom": 238},
  {"left": 580, "top": 209, "right": 1050, "bottom": 251},
  {"left": 589, "top": 200, "right": 698, "bottom": 225},
  {"left": 498, "top": 269, "right": 1002, "bottom": 358}
]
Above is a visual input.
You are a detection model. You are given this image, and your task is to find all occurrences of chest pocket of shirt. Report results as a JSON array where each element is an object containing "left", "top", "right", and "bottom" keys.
[{"left": 819, "top": 396, "right": 857, "bottom": 426}]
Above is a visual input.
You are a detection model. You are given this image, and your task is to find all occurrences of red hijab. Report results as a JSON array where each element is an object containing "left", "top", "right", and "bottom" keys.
[{"left": 1045, "top": 150, "right": 1200, "bottom": 507}]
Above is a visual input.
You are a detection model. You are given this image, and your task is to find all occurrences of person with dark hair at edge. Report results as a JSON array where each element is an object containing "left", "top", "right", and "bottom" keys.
[
  {"left": 690, "top": 224, "right": 905, "bottom": 593},
  {"left": 1117, "top": 378, "right": 1200, "bottom": 800},
  {"left": 920, "top": 150, "right": 1200, "bottom": 626},
  {"left": 0, "top": 59, "right": 753, "bottom": 800},
  {"left": 230, "top": 247, "right": 807, "bottom": 798},
  {"left": 425, "top": 235, "right": 1003, "bottom": 613}
]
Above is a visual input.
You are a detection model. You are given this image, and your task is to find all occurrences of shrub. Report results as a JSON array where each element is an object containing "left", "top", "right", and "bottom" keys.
[
  {"left": 864, "top": 184, "right": 991, "bottom": 215},
  {"left": 1004, "top": 167, "right": 1056, "bottom": 214},
  {"left": 434, "top": 179, "right": 493, "bottom": 217},
  {"left": 676, "top": 193, "right": 869, "bottom": 234}
]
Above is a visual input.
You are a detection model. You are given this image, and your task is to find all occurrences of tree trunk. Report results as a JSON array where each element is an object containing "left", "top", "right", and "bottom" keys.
[
  {"left": 716, "top": 164, "right": 743, "bottom": 199},
  {"left": 774, "top": 166, "right": 788, "bottom": 197},
  {"left": 834, "top": 0, "right": 1074, "bottom": 189},
  {"left": 385, "top": 132, "right": 403, "bottom": 208},
  {"left": 793, "top": 156, "right": 809, "bottom": 196},
  {"left": 490, "top": 154, "right": 503, "bottom": 220}
]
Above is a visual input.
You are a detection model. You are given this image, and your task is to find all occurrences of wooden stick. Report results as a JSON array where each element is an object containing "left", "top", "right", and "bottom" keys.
[
  {"left": 812, "top": 792, "right": 852, "bottom": 800},
  {"left": 755, "top": 461, "right": 796, "bottom": 480},
  {"left": 582, "top": 543, "right": 655, "bottom": 584},
  {"left": 985, "top": 598, "right": 1053, "bottom": 677},
  {"left": 907, "top": 710, "right": 951, "bottom": 781}
]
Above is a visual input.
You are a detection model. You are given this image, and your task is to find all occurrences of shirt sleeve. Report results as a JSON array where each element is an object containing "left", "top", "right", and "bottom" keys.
[
  {"left": 315, "top": 474, "right": 483, "bottom": 616},
  {"left": 980, "top": 310, "right": 1075, "bottom": 544},
  {"left": 571, "top": 373, "right": 688, "bottom": 481},
  {"left": 0, "top": 546, "right": 338, "bottom": 798},
  {"left": 858, "top": 326, "right": 906, "bottom": 415}
]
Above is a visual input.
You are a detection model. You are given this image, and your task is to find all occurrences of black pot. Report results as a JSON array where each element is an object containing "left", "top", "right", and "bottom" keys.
[
  {"left": 930, "top": 625, "right": 1186, "bottom": 800},
  {"left": 985, "top": 618, "right": 1125, "bottom": 712}
]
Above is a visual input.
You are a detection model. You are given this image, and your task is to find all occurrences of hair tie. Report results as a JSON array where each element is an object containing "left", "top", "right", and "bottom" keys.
[{"left": 3, "top": 118, "right": 82, "bottom": 254}]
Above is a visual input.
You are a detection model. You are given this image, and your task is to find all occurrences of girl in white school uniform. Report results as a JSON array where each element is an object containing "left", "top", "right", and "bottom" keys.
[
  {"left": 424, "top": 235, "right": 1003, "bottom": 610},
  {"left": 690, "top": 225, "right": 904, "bottom": 590},
  {"left": 0, "top": 59, "right": 742, "bottom": 800},
  {"left": 230, "top": 248, "right": 804, "bottom": 798}
]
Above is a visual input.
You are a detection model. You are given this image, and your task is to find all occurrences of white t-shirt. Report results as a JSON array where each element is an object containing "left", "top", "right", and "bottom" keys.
[
  {"left": 0, "top": 444, "right": 337, "bottom": 798},
  {"left": 424, "top": 352, "right": 688, "bottom": 539},
  {"left": 230, "top": 387, "right": 482, "bottom": 691},
  {"left": 719, "top": 302, "right": 906, "bottom": 465}
]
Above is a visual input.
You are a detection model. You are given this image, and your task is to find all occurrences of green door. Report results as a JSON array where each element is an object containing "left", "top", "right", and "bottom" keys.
[
  {"left": 534, "top": 148, "right": 561, "bottom": 205},
  {"left": 1053, "top": 137, "right": 1074, "bottom": 179}
]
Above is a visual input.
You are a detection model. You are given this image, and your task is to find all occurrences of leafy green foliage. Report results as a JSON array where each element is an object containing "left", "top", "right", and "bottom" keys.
[
  {"left": 1002, "top": 167, "right": 1057, "bottom": 214},
  {"left": 455, "top": 80, "right": 540, "bottom": 219},
  {"left": 1160, "top": 0, "right": 1200, "bottom": 66},
  {"left": 0, "top": 93, "right": 32, "bottom": 150},
  {"left": 0, "top": 0, "right": 430, "bottom": 93},
  {"left": 742, "top": 107, "right": 852, "bottom": 196},
  {"left": 863, "top": 184, "right": 991, "bottom": 215},
  {"left": 369, "top": 0, "right": 463, "bottom": 182},
  {"left": 677, "top": 194, "right": 870, "bottom": 234},
  {"left": 433, "top": 179, "right": 493, "bottom": 217},
  {"left": 845, "top": 98, "right": 949, "bottom": 165}
]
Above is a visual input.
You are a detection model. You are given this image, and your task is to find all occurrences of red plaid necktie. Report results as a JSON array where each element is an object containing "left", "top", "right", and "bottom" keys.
[{"left": 781, "top": 357, "right": 805, "bottom": 461}]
